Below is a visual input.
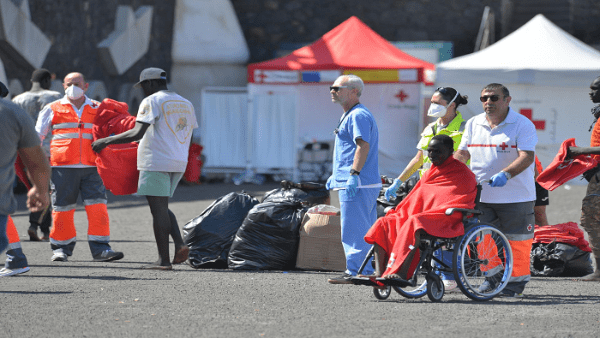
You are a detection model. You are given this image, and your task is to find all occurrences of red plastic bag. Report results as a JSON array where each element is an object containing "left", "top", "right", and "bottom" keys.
[{"left": 183, "top": 143, "right": 203, "bottom": 183}]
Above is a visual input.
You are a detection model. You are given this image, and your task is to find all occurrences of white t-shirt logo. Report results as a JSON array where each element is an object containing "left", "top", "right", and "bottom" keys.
[{"left": 163, "top": 100, "right": 193, "bottom": 144}]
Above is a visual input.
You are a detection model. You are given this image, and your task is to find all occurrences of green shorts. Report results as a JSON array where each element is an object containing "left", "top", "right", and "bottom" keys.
[{"left": 137, "top": 171, "right": 184, "bottom": 197}]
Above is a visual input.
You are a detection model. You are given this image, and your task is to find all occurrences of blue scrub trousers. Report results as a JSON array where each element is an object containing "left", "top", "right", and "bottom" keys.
[{"left": 339, "top": 187, "right": 379, "bottom": 275}]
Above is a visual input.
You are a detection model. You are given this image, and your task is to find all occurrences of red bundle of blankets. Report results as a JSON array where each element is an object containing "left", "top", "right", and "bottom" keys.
[
  {"left": 537, "top": 138, "right": 598, "bottom": 191},
  {"left": 533, "top": 222, "right": 592, "bottom": 252},
  {"left": 93, "top": 99, "right": 139, "bottom": 195},
  {"left": 365, "top": 157, "right": 477, "bottom": 278},
  {"left": 93, "top": 99, "right": 204, "bottom": 195}
]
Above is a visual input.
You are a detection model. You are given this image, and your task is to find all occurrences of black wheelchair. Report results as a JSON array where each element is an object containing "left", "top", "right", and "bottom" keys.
[{"left": 351, "top": 181, "right": 513, "bottom": 302}]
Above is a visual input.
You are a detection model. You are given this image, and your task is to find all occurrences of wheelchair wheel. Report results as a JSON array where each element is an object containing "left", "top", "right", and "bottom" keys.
[
  {"left": 426, "top": 272, "right": 444, "bottom": 302},
  {"left": 373, "top": 285, "right": 392, "bottom": 300},
  {"left": 393, "top": 280, "right": 427, "bottom": 299},
  {"left": 453, "top": 224, "right": 513, "bottom": 301}
]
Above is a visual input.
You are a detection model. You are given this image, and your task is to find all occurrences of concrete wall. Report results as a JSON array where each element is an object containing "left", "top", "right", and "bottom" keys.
[
  {"left": 2, "top": 0, "right": 599, "bottom": 108},
  {"left": 1, "top": 0, "right": 175, "bottom": 113}
]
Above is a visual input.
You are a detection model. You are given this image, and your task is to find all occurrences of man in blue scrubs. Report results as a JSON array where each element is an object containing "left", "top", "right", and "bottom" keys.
[{"left": 327, "top": 75, "right": 380, "bottom": 284}]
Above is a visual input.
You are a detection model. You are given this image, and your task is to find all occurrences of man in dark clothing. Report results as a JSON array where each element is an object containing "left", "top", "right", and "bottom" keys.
[
  {"left": 567, "top": 76, "right": 600, "bottom": 281},
  {"left": 12, "top": 69, "right": 61, "bottom": 241}
]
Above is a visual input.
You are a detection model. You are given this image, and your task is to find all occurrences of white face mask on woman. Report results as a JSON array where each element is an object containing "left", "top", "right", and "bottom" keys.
[
  {"left": 427, "top": 91, "right": 459, "bottom": 117},
  {"left": 65, "top": 85, "right": 84, "bottom": 100}
]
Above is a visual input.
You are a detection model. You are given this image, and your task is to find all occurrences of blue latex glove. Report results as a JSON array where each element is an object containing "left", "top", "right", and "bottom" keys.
[
  {"left": 489, "top": 172, "right": 508, "bottom": 187},
  {"left": 384, "top": 178, "right": 402, "bottom": 201},
  {"left": 345, "top": 175, "right": 359, "bottom": 198},
  {"left": 326, "top": 176, "right": 333, "bottom": 190}
]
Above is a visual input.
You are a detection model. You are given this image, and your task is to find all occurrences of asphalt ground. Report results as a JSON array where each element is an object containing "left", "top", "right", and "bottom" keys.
[{"left": 2, "top": 180, "right": 599, "bottom": 338}]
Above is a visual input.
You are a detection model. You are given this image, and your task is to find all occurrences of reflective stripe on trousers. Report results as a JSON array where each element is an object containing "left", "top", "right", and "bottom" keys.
[{"left": 6, "top": 216, "right": 21, "bottom": 250}]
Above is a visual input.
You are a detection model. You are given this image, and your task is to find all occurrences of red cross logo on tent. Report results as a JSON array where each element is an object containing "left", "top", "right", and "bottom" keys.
[
  {"left": 520, "top": 109, "right": 546, "bottom": 130},
  {"left": 255, "top": 71, "right": 267, "bottom": 83},
  {"left": 395, "top": 90, "right": 408, "bottom": 102}
]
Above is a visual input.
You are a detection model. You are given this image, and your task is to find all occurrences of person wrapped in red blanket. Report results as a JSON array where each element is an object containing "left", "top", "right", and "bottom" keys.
[{"left": 364, "top": 135, "right": 477, "bottom": 280}]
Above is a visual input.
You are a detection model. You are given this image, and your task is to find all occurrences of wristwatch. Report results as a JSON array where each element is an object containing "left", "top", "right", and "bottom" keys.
[
  {"left": 501, "top": 171, "right": 512, "bottom": 180},
  {"left": 350, "top": 169, "right": 360, "bottom": 176}
]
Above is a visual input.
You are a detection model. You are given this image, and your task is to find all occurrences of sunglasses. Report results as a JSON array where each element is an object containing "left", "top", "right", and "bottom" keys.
[
  {"left": 330, "top": 86, "right": 348, "bottom": 92},
  {"left": 480, "top": 95, "right": 502, "bottom": 102},
  {"left": 436, "top": 87, "right": 450, "bottom": 95}
]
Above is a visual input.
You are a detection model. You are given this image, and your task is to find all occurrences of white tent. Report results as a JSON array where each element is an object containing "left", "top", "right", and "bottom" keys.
[{"left": 436, "top": 14, "right": 600, "bottom": 172}]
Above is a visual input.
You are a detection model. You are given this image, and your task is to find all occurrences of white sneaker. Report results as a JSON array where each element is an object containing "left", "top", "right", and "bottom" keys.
[
  {"left": 443, "top": 279, "right": 459, "bottom": 292},
  {"left": 51, "top": 251, "right": 68, "bottom": 262},
  {"left": 0, "top": 267, "right": 30, "bottom": 277}
]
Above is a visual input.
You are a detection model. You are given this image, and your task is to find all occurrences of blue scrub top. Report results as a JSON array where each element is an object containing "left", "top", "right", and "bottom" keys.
[{"left": 331, "top": 103, "right": 379, "bottom": 188}]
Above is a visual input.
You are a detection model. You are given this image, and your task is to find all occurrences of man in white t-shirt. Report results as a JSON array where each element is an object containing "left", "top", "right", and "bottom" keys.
[
  {"left": 455, "top": 83, "right": 537, "bottom": 298},
  {"left": 92, "top": 68, "right": 198, "bottom": 270}
]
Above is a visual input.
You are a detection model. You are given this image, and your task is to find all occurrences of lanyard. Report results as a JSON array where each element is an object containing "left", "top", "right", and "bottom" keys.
[{"left": 334, "top": 103, "right": 360, "bottom": 135}]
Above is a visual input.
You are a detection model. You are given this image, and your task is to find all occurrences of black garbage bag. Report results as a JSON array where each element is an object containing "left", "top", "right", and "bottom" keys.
[
  {"left": 530, "top": 242, "right": 594, "bottom": 277},
  {"left": 376, "top": 175, "right": 419, "bottom": 218},
  {"left": 228, "top": 189, "right": 307, "bottom": 270},
  {"left": 264, "top": 180, "right": 329, "bottom": 206},
  {"left": 183, "top": 191, "right": 260, "bottom": 269}
]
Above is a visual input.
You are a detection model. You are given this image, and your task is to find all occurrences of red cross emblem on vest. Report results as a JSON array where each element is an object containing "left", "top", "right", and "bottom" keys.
[{"left": 499, "top": 142, "right": 509, "bottom": 150}]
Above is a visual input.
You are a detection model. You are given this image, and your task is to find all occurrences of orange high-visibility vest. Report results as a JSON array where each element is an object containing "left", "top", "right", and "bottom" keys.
[
  {"left": 591, "top": 119, "right": 600, "bottom": 162},
  {"left": 49, "top": 100, "right": 99, "bottom": 166}
]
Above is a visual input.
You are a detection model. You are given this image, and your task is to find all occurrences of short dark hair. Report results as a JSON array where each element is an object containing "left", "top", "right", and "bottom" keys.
[
  {"left": 431, "top": 134, "right": 454, "bottom": 152},
  {"left": 482, "top": 83, "right": 510, "bottom": 97},
  {"left": 31, "top": 69, "right": 52, "bottom": 83}
]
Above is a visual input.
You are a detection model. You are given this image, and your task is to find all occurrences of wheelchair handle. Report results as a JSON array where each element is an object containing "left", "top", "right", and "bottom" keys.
[{"left": 445, "top": 207, "right": 482, "bottom": 216}]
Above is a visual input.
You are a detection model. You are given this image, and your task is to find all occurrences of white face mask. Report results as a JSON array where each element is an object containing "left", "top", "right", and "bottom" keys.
[
  {"left": 427, "top": 91, "right": 459, "bottom": 117},
  {"left": 427, "top": 103, "right": 447, "bottom": 117},
  {"left": 65, "top": 85, "right": 84, "bottom": 100}
]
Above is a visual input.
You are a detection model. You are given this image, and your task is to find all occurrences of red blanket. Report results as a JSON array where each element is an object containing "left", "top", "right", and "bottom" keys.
[
  {"left": 364, "top": 157, "right": 477, "bottom": 278},
  {"left": 537, "top": 138, "right": 598, "bottom": 191},
  {"left": 533, "top": 222, "right": 592, "bottom": 252},
  {"left": 93, "top": 99, "right": 139, "bottom": 195}
]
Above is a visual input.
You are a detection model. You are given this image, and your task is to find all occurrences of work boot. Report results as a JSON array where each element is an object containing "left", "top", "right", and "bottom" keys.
[{"left": 27, "top": 225, "right": 40, "bottom": 241}]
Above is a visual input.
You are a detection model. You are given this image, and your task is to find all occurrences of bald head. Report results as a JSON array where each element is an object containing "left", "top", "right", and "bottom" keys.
[
  {"left": 63, "top": 72, "right": 88, "bottom": 104},
  {"left": 63, "top": 72, "right": 88, "bottom": 92},
  {"left": 64, "top": 72, "right": 85, "bottom": 84}
]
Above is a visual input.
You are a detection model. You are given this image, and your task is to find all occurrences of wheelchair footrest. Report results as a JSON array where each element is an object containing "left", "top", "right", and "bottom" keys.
[{"left": 350, "top": 276, "right": 413, "bottom": 288}]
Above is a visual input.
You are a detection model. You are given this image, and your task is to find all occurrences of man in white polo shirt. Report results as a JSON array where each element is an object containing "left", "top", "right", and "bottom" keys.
[{"left": 455, "top": 83, "right": 537, "bottom": 298}]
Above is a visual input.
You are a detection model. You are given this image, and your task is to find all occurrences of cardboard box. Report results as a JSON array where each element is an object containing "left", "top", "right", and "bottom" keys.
[{"left": 295, "top": 213, "right": 346, "bottom": 272}]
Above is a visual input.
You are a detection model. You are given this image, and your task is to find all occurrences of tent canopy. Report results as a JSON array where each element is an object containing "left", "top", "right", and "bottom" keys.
[
  {"left": 248, "top": 16, "right": 435, "bottom": 84},
  {"left": 437, "top": 14, "right": 600, "bottom": 86}
]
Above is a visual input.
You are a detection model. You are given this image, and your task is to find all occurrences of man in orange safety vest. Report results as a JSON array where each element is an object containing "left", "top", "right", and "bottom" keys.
[{"left": 35, "top": 72, "right": 123, "bottom": 262}]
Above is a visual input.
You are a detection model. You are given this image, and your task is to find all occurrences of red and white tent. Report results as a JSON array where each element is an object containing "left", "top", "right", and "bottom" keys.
[{"left": 248, "top": 16, "right": 435, "bottom": 85}]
